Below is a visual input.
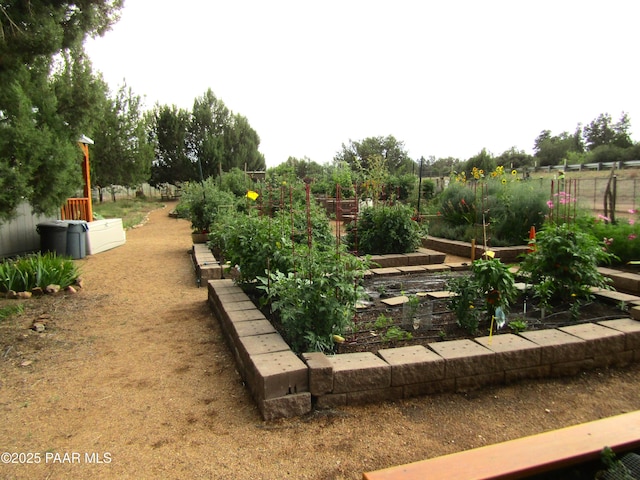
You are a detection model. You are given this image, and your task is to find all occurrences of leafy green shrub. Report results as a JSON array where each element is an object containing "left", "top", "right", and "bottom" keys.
[
  {"left": 447, "top": 257, "right": 518, "bottom": 334},
  {"left": 575, "top": 211, "right": 640, "bottom": 265},
  {"left": 257, "top": 247, "right": 368, "bottom": 353},
  {"left": 0, "top": 253, "right": 80, "bottom": 292},
  {"left": 487, "top": 181, "right": 549, "bottom": 246},
  {"left": 174, "top": 178, "right": 237, "bottom": 232},
  {"left": 210, "top": 202, "right": 334, "bottom": 284},
  {"left": 346, "top": 204, "right": 421, "bottom": 254},
  {"left": 421, "top": 179, "right": 436, "bottom": 201},
  {"left": 387, "top": 174, "right": 416, "bottom": 201},
  {"left": 432, "top": 168, "right": 548, "bottom": 246},
  {"left": 518, "top": 223, "right": 616, "bottom": 317},
  {"left": 220, "top": 167, "right": 251, "bottom": 197}
]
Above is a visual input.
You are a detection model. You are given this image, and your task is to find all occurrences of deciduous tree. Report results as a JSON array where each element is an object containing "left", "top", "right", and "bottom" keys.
[
  {"left": 334, "top": 135, "right": 413, "bottom": 174},
  {"left": 583, "top": 112, "right": 632, "bottom": 151}
]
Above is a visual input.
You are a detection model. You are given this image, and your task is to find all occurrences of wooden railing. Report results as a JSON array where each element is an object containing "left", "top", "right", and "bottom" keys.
[
  {"left": 60, "top": 198, "right": 92, "bottom": 221},
  {"left": 363, "top": 411, "right": 640, "bottom": 480}
]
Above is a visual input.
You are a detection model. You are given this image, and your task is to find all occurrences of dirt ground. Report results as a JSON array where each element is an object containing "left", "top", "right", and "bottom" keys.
[{"left": 1, "top": 205, "right": 640, "bottom": 480}]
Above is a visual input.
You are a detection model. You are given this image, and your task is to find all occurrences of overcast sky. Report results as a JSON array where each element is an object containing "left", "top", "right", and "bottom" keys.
[{"left": 84, "top": 0, "right": 640, "bottom": 168}]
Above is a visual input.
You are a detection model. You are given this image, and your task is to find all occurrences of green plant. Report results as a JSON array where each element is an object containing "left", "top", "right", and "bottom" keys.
[
  {"left": 448, "top": 256, "right": 518, "bottom": 334},
  {"left": 432, "top": 167, "right": 548, "bottom": 246},
  {"left": 0, "top": 253, "right": 80, "bottom": 292},
  {"left": 383, "top": 326, "right": 412, "bottom": 342},
  {"left": 617, "top": 300, "right": 629, "bottom": 312},
  {"left": 598, "top": 447, "right": 635, "bottom": 479},
  {"left": 210, "top": 200, "right": 334, "bottom": 284},
  {"left": 0, "top": 303, "right": 25, "bottom": 320},
  {"left": 174, "top": 178, "right": 236, "bottom": 232},
  {"left": 518, "top": 222, "right": 616, "bottom": 318},
  {"left": 508, "top": 319, "right": 528, "bottom": 333},
  {"left": 257, "top": 247, "right": 369, "bottom": 353},
  {"left": 575, "top": 209, "right": 640, "bottom": 266},
  {"left": 346, "top": 204, "right": 420, "bottom": 254},
  {"left": 374, "top": 313, "right": 394, "bottom": 329}
]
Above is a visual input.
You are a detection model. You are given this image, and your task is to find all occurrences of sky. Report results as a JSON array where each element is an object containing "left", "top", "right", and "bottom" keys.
[{"left": 84, "top": 0, "right": 640, "bottom": 168}]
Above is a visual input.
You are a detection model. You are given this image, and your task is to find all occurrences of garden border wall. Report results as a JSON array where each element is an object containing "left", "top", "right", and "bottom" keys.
[
  {"left": 422, "top": 236, "right": 529, "bottom": 263},
  {"left": 207, "top": 272, "right": 640, "bottom": 421}
]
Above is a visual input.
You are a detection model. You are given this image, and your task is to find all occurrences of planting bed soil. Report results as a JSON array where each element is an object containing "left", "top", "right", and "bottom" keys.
[
  {"left": 337, "top": 272, "right": 630, "bottom": 354},
  {"left": 248, "top": 271, "right": 629, "bottom": 355},
  {"left": 2, "top": 208, "right": 640, "bottom": 480}
]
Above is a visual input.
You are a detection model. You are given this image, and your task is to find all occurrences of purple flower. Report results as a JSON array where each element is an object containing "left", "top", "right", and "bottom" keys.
[
  {"left": 546, "top": 200, "right": 554, "bottom": 209},
  {"left": 629, "top": 234, "right": 638, "bottom": 241},
  {"left": 597, "top": 214, "right": 611, "bottom": 222}
]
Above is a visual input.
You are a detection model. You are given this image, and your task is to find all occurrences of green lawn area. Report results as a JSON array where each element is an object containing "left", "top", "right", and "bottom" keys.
[{"left": 93, "top": 198, "right": 167, "bottom": 229}]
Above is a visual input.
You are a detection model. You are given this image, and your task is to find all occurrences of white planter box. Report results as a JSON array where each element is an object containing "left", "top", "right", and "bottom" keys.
[{"left": 87, "top": 218, "right": 126, "bottom": 254}]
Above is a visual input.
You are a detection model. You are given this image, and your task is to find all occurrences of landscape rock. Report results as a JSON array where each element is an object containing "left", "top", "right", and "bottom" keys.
[
  {"left": 65, "top": 285, "right": 77, "bottom": 294},
  {"left": 31, "top": 287, "right": 44, "bottom": 296},
  {"left": 31, "top": 322, "right": 46, "bottom": 333},
  {"left": 6, "top": 290, "right": 17, "bottom": 299},
  {"left": 17, "top": 291, "right": 32, "bottom": 299},
  {"left": 45, "top": 284, "right": 61, "bottom": 294}
]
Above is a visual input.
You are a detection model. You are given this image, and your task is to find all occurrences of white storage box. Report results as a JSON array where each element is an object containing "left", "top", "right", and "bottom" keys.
[{"left": 86, "top": 218, "right": 126, "bottom": 254}]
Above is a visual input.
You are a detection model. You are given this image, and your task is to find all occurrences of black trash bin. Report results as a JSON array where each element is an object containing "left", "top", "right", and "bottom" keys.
[
  {"left": 65, "top": 220, "right": 89, "bottom": 259},
  {"left": 36, "top": 221, "right": 69, "bottom": 256}
]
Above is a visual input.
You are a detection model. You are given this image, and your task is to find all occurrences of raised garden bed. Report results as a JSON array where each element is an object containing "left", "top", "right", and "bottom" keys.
[{"left": 206, "top": 267, "right": 640, "bottom": 420}]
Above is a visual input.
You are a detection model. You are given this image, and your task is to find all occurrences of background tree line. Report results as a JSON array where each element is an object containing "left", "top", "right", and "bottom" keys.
[{"left": 1, "top": 1, "right": 638, "bottom": 223}]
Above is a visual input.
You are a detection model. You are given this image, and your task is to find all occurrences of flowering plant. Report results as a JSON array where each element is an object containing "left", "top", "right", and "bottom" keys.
[{"left": 575, "top": 208, "right": 640, "bottom": 266}]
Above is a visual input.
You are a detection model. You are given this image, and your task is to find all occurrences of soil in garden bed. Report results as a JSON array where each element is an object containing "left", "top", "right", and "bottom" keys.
[{"left": 245, "top": 271, "right": 630, "bottom": 355}]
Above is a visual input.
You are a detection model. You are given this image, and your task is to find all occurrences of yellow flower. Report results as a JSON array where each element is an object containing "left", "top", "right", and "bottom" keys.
[
  {"left": 511, "top": 169, "right": 517, "bottom": 176},
  {"left": 501, "top": 177, "right": 507, "bottom": 185}
]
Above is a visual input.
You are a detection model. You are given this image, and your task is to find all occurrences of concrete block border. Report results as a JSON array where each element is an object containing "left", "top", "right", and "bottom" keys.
[{"left": 207, "top": 278, "right": 640, "bottom": 421}]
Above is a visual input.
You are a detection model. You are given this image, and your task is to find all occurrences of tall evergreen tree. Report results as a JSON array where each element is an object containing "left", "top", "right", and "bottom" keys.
[
  {"left": 149, "top": 105, "right": 195, "bottom": 185},
  {"left": 189, "top": 89, "right": 230, "bottom": 179},
  {"left": 91, "top": 83, "right": 153, "bottom": 201},
  {"left": 0, "top": 0, "right": 123, "bottom": 221}
]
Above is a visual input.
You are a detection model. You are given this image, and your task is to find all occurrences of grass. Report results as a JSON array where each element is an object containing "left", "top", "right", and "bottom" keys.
[
  {"left": 0, "top": 303, "right": 24, "bottom": 321},
  {"left": 93, "top": 198, "right": 167, "bottom": 229}
]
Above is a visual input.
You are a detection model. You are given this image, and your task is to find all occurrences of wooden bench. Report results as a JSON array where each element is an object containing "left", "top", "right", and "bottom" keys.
[{"left": 363, "top": 410, "right": 640, "bottom": 480}]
